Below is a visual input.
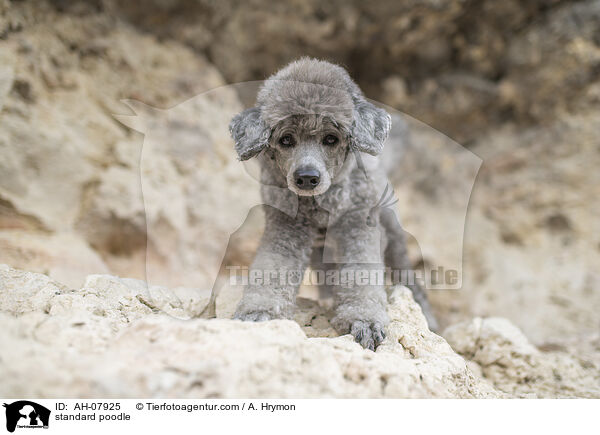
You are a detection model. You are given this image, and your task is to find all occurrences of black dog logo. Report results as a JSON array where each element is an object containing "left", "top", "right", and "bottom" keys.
[{"left": 3, "top": 401, "right": 50, "bottom": 432}]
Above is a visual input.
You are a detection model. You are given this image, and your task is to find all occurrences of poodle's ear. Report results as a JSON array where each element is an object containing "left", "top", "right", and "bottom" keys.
[
  {"left": 229, "top": 107, "right": 270, "bottom": 160},
  {"left": 350, "top": 100, "right": 391, "bottom": 155}
]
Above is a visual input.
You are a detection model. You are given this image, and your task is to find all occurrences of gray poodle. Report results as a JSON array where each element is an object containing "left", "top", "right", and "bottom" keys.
[{"left": 229, "top": 58, "right": 437, "bottom": 350}]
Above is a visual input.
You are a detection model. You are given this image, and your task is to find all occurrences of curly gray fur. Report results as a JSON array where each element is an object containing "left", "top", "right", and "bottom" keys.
[{"left": 228, "top": 57, "right": 437, "bottom": 350}]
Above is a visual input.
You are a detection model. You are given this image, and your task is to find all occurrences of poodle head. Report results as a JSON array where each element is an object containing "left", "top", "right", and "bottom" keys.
[{"left": 230, "top": 58, "right": 391, "bottom": 196}]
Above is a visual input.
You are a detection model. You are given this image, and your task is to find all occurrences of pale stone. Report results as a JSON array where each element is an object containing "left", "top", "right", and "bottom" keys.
[
  {"left": 444, "top": 318, "right": 600, "bottom": 398},
  {"left": 0, "top": 266, "right": 499, "bottom": 398}
]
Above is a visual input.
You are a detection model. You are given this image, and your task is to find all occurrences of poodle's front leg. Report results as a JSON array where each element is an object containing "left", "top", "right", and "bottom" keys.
[
  {"left": 234, "top": 206, "right": 314, "bottom": 321},
  {"left": 329, "top": 210, "right": 389, "bottom": 351}
]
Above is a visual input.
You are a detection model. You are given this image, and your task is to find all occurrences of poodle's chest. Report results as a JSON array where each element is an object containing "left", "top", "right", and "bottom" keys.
[
  {"left": 297, "top": 200, "right": 330, "bottom": 228},
  {"left": 295, "top": 199, "right": 347, "bottom": 248}
]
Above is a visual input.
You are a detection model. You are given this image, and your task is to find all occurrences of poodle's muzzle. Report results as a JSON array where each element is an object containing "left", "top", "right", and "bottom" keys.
[{"left": 285, "top": 151, "right": 332, "bottom": 196}]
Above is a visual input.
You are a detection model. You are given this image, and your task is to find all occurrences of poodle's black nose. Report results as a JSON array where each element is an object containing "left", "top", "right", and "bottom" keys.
[{"left": 294, "top": 167, "right": 320, "bottom": 190}]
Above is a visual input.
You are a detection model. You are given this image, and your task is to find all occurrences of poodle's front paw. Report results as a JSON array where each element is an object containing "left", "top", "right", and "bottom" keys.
[
  {"left": 233, "top": 310, "right": 273, "bottom": 322},
  {"left": 233, "top": 292, "right": 294, "bottom": 321},
  {"left": 350, "top": 320, "right": 386, "bottom": 351}
]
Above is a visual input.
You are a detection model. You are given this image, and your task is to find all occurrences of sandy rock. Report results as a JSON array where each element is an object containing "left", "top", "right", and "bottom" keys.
[
  {"left": 0, "top": 264, "right": 67, "bottom": 315},
  {"left": 444, "top": 317, "right": 600, "bottom": 398},
  {"left": 426, "top": 112, "right": 600, "bottom": 347},
  {"left": 0, "top": 265, "right": 499, "bottom": 398},
  {"left": 0, "top": 2, "right": 260, "bottom": 288},
  {"left": 112, "top": 92, "right": 262, "bottom": 289},
  {"left": 0, "top": 231, "right": 110, "bottom": 288}
]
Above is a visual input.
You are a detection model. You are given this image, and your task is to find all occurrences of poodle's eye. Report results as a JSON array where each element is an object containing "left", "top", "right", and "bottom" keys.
[
  {"left": 323, "top": 134, "right": 339, "bottom": 146},
  {"left": 279, "top": 135, "right": 295, "bottom": 147}
]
